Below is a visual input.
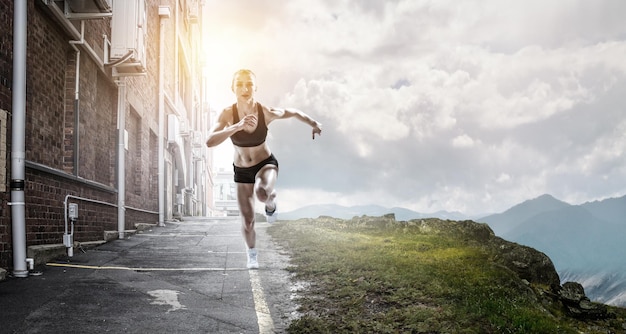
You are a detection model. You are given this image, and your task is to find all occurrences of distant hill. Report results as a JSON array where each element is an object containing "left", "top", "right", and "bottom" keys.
[
  {"left": 477, "top": 193, "right": 626, "bottom": 307},
  {"left": 503, "top": 205, "right": 624, "bottom": 270},
  {"left": 478, "top": 194, "right": 570, "bottom": 236},
  {"left": 581, "top": 195, "right": 626, "bottom": 224},
  {"left": 279, "top": 204, "right": 468, "bottom": 221}
]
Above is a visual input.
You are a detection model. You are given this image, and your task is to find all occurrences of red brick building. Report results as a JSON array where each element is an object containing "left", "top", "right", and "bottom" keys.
[{"left": 0, "top": 0, "right": 212, "bottom": 274}]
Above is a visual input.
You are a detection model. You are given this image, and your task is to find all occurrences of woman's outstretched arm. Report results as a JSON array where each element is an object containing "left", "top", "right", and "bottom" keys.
[{"left": 269, "top": 107, "right": 322, "bottom": 139}]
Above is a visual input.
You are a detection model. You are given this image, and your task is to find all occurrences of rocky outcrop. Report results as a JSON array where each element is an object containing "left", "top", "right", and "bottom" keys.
[
  {"left": 410, "top": 217, "right": 618, "bottom": 320},
  {"left": 410, "top": 218, "right": 561, "bottom": 289},
  {"left": 487, "top": 235, "right": 562, "bottom": 290},
  {"left": 324, "top": 215, "right": 616, "bottom": 321},
  {"left": 559, "top": 282, "right": 610, "bottom": 320}
]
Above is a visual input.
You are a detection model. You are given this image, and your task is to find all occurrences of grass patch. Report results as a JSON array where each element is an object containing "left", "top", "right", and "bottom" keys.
[{"left": 269, "top": 218, "right": 593, "bottom": 333}]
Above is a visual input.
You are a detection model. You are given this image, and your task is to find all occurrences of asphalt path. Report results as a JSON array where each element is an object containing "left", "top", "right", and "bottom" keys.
[{"left": 0, "top": 217, "right": 297, "bottom": 333}]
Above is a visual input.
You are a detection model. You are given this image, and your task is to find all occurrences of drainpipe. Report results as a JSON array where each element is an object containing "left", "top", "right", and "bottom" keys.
[
  {"left": 68, "top": 21, "right": 84, "bottom": 176},
  {"left": 10, "top": 0, "right": 28, "bottom": 277},
  {"left": 158, "top": 6, "right": 171, "bottom": 226},
  {"left": 72, "top": 49, "right": 80, "bottom": 176},
  {"left": 116, "top": 78, "right": 126, "bottom": 239}
]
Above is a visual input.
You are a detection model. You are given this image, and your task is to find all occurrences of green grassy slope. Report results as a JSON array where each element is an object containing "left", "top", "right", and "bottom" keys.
[{"left": 268, "top": 216, "right": 626, "bottom": 334}]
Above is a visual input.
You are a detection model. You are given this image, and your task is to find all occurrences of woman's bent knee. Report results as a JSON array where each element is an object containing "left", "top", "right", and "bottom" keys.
[{"left": 255, "top": 185, "right": 270, "bottom": 202}]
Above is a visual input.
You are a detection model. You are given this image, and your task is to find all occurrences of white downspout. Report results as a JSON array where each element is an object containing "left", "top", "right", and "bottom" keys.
[
  {"left": 116, "top": 78, "right": 126, "bottom": 239},
  {"left": 71, "top": 46, "right": 80, "bottom": 176},
  {"left": 10, "top": 0, "right": 28, "bottom": 278},
  {"left": 68, "top": 21, "right": 83, "bottom": 176},
  {"left": 158, "top": 6, "right": 171, "bottom": 226}
]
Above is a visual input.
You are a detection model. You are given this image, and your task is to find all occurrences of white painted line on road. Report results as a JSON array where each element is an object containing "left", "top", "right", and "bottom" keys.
[
  {"left": 249, "top": 270, "right": 275, "bottom": 334},
  {"left": 208, "top": 251, "right": 246, "bottom": 254},
  {"left": 135, "top": 233, "right": 241, "bottom": 237},
  {"left": 46, "top": 263, "right": 248, "bottom": 271}
]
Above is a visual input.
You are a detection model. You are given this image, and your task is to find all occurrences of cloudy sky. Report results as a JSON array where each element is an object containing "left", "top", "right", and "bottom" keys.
[{"left": 201, "top": 0, "right": 626, "bottom": 216}]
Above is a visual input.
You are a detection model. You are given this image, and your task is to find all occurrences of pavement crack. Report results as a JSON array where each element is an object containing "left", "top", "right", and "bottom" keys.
[{"left": 220, "top": 245, "right": 229, "bottom": 300}]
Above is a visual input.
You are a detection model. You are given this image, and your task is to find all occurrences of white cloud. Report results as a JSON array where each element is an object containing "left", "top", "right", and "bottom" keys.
[
  {"left": 203, "top": 0, "right": 626, "bottom": 215},
  {"left": 579, "top": 120, "right": 626, "bottom": 176},
  {"left": 452, "top": 134, "right": 475, "bottom": 148},
  {"left": 283, "top": 78, "right": 411, "bottom": 142},
  {"left": 495, "top": 173, "right": 511, "bottom": 184}
]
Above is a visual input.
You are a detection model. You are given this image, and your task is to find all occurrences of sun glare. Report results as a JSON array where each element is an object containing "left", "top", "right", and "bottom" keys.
[
  {"left": 201, "top": 7, "right": 268, "bottom": 170},
  {"left": 202, "top": 32, "right": 248, "bottom": 170},
  {"left": 202, "top": 33, "right": 246, "bottom": 110}
]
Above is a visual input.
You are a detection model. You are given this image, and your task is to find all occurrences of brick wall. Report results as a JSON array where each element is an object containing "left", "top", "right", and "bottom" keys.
[
  {"left": 25, "top": 168, "right": 117, "bottom": 245},
  {"left": 0, "top": 0, "right": 12, "bottom": 268},
  {"left": 0, "top": 1, "right": 161, "bottom": 270},
  {"left": 78, "top": 66, "right": 117, "bottom": 185},
  {"left": 123, "top": 0, "right": 160, "bottom": 212},
  {"left": 27, "top": 2, "right": 67, "bottom": 170}
]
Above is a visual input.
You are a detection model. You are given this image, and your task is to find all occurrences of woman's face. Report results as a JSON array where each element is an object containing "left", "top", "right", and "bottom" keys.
[{"left": 232, "top": 73, "right": 256, "bottom": 102}]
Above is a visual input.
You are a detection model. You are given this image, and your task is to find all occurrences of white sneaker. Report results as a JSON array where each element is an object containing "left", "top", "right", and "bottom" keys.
[
  {"left": 265, "top": 204, "right": 277, "bottom": 224},
  {"left": 247, "top": 248, "right": 259, "bottom": 269}
]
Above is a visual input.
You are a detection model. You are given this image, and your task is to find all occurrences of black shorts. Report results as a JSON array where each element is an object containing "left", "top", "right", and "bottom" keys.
[{"left": 233, "top": 154, "right": 279, "bottom": 184}]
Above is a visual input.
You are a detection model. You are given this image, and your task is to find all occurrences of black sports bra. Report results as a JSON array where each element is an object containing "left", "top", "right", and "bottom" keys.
[{"left": 230, "top": 103, "right": 268, "bottom": 147}]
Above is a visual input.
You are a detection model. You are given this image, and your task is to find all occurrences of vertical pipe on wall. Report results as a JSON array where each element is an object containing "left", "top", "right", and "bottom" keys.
[
  {"left": 10, "top": 0, "right": 28, "bottom": 277},
  {"left": 69, "top": 45, "right": 80, "bottom": 176},
  {"left": 116, "top": 78, "right": 126, "bottom": 239},
  {"left": 158, "top": 6, "right": 171, "bottom": 226},
  {"left": 69, "top": 21, "right": 85, "bottom": 176}
]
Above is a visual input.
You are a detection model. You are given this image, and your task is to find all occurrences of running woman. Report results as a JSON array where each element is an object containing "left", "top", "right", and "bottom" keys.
[{"left": 206, "top": 69, "right": 322, "bottom": 268}]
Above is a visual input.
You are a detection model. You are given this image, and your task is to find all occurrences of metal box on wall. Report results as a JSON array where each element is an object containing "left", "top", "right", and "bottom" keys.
[{"left": 110, "top": 0, "right": 146, "bottom": 75}]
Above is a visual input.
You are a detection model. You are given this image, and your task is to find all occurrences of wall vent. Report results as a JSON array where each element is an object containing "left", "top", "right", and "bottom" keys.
[{"left": 66, "top": 0, "right": 112, "bottom": 13}]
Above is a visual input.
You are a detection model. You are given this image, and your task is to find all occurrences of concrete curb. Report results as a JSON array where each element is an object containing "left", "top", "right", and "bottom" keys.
[{"left": 27, "top": 240, "right": 107, "bottom": 266}]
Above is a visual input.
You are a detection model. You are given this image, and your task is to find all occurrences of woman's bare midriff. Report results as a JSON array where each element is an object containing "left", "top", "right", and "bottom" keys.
[{"left": 233, "top": 143, "right": 272, "bottom": 168}]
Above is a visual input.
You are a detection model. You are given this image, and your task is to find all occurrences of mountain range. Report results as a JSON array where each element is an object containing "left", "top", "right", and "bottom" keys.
[
  {"left": 280, "top": 193, "right": 626, "bottom": 306},
  {"left": 279, "top": 203, "right": 470, "bottom": 221},
  {"left": 478, "top": 193, "right": 626, "bottom": 307},
  {"left": 479, "top": 194, "right": 626, "bottom": 270}
]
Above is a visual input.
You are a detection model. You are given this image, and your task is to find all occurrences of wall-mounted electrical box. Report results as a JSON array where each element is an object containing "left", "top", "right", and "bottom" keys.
[
  {"left": 68, "top": 203, "right": 79, "bottom": 220},
  {"left": 110, "top": 0, "right": 146, "bottom": 76}
]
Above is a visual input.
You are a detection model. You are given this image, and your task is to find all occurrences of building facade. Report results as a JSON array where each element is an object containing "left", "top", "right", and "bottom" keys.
[
  {"left": 213, "top": 167, "right": 240, "bottom": 217},
  {"left": 0, "top": 0, "right": 212, "bottom": 273}
]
